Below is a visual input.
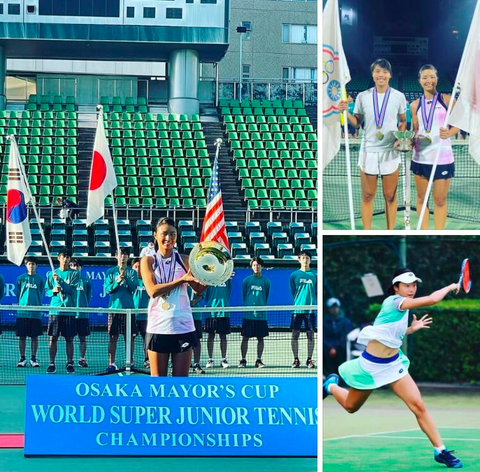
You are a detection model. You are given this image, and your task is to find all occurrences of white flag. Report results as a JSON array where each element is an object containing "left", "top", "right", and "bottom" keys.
[
  {"left": 447, "top": 0, "right": 480, "bottom": 163},
  {"left": 6, "top": 137, "right": 32, "bottom": 266},
  {"left": 322, "top": 0, "right": 351, "bottom": 169},
  {"left": 86, "top": 111, "right": 118, "bottom": 226}
]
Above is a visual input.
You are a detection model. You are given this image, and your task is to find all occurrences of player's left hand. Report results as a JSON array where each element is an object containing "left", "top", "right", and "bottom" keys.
[{"left": 410, "top": 314, "right": 432, "bottom": 333}]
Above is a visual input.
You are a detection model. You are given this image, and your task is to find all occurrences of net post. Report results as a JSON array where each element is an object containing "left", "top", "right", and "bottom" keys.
[{"left": 126, "top": 309, "right": 132, "bottom": 375}]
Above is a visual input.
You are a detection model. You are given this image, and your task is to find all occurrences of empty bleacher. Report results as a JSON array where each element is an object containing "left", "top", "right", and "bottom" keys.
[{"left": 219, "top": 99, "right": 317, "bottom": 211}]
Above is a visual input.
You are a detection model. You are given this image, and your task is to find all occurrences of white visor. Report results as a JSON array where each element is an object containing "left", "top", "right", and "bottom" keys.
[{"left": 392, "top": 272, "right": 422, "bottom": 285}]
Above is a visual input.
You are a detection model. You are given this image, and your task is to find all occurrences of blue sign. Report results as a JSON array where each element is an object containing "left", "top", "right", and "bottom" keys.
[
  {"left": 0, "top": 266, "right": 313, "bottom": 308},
  {"left": 25, "top": 376, "right": 317, "bottom": 457}
]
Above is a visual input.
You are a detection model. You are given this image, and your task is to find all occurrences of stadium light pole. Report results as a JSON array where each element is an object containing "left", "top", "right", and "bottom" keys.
[{"left": 236, "top": 25, "right": 250, "bottom": 100}]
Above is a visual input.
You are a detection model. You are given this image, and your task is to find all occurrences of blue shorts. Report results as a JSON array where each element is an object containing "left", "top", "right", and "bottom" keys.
[{"left": 411, "top": 161, "right": 455, "bottom": 180}]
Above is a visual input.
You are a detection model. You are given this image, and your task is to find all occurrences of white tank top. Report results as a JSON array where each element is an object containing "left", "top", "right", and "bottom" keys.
[
  {"left": 413, "top": 94, "right": 454, "bottom": 165},
  {"left": 146, "top": 250, "right": 195, "bottom": 335}
]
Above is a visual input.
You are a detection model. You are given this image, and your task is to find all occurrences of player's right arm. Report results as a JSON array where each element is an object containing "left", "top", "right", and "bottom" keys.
[
  {"left": 140, "top": 255, "right": 194, "bottom": 298},
  {"left": 400, "top": 283, "right": 459, "bottom": 309},
  {"left": 410, "top": 99, "right": 419, "bottom": 133}
]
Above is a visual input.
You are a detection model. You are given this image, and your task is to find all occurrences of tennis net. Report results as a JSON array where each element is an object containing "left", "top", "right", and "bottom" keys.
[
  {"left": 0, "top": 305, "right": 317, "bottom": 385},
  {"left": 323, "top": 140, "right": 480, "bottom": 225}
]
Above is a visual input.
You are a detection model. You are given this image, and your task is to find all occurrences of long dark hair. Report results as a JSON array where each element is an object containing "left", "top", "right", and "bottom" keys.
[{"left": 386, "top": 267, "right": 413, "bottom": 296}]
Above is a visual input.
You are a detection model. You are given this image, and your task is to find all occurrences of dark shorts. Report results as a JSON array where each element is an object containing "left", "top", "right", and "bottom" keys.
[
  {"left": 241, "top": 319, "right": 269, "bottom": 339},
  {"left": 291, "top": 313, "right": 316, "bottom": 331},
  {"left": 194, "top": 319, "right": 203, "bottom": 339},
  {"left": 76, "top": 318, "right": 90, "bottom": 337},
  {"left": 16, "top": 318, "right": 43, "bottom": 338},
  {"left": 204, "top": 317, "right": 231, "bottom": 335},
  {"left": 108, "top": 313, "right": 136, "bottom": 337},
  {"left": 411, "top": 160, "right": 455, "bottom": 181},
  {"left": 145, "top": 331, "right": 198, "bottom": 354},
  {"left": 136, "top": 319, "right": 148, "bottom": 337},
  {"left": 47, "top": 315, "right": 77, "bottom": 338}
]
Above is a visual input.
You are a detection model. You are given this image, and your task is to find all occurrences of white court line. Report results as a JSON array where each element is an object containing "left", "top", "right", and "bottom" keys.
[
  {"left": 324, "top": 428, "right": 419, "bottom": 441},
  {"left": 363, "top": 435, "right": 480, "bottom": 442},
  {"left": 325, "top": 426, "right": 480, "bottom": 442}
]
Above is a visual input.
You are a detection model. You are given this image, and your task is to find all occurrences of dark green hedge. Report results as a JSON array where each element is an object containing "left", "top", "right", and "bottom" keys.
[{"left": 366, "top": 300, "right": 480, "bottom": 383}]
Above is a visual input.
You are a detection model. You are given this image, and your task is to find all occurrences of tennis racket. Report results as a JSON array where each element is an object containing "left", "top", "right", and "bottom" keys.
[{"left": 457, "top": 258, "right": 472, "bottom": 294}]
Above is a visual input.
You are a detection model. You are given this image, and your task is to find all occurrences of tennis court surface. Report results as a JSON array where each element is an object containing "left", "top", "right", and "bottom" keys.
[
  {"left": 323, "top": 142, "right": 480, "bottom": 231},
  {"left": 324, "top": 389, "right": 480, "bottom": 472}
]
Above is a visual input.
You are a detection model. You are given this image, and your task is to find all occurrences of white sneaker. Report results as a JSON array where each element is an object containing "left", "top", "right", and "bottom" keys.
[
  {"left": 30, "top": 357, "right": 40, "bottom": 368},
  {"left": 206, "top": 359, "right": 214, "bottom": 369},
  {"left": 221, "top": 359, "right": 229, "bottom": 369},
  {"left": 17, "top": 358, "right": 27, "bottom": 367}
]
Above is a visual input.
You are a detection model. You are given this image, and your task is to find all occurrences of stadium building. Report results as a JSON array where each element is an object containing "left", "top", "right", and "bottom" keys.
[{"left": 0, "top": 0, "right": 318, "bottom": 262}]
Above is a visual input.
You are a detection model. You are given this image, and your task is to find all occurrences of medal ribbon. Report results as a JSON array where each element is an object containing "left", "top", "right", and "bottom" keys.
[
  {"left": 373, "top": 87, "right": 391, "bottom": 129},
  {"left": 158, "top": 250, "right": 178, "bottom": 286},
  {"left": 421, "top": 93, "right": 439, "bottom": 134}
]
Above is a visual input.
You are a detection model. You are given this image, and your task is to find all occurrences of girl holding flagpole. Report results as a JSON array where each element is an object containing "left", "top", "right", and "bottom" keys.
[
  {"left": 339, "top": 58, "right": 407, "bottom": 230},
  {"left": 141, "top": 217, "right": 207, "bottom": 377},
  {"left": 410, "top": 64, "right": 459, "bottom": 230}
]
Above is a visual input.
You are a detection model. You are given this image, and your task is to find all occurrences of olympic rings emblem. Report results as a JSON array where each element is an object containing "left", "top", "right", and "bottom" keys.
[{"left": 323, "top": 59, "right": 335, "bottom": 84}]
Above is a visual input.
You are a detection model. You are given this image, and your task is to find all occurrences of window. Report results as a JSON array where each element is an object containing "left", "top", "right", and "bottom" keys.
[
  {"left": 27, "top": 5, "right": 36, "bottom": 13},
  {"left": 186, "top": 0, "right": 194, "bottom": 3},
  {"left": 242, "top": 21, "right": 251, "bottom": 40},
  {"left": 282, "top": 24, "right": 317, "bottom": 44},
  {"left": 39, "top": 0, "right": 120, "bottom": 17},
  {"left": 201, "top": 0, "right": 217, "bottom": 3},
  {"left": 143, "top": 7, "right": 155, "bottom": 18},
  {"left": 166, "top": 7, "right": 182, "bottom": 19},
  {"left": 282, "top": 67, "right": 317, "bottom": 82},
  {"left": 126, "top": 6, "right": 134, "bottom": 17},
  {"left": 242, "top": 65, "right": 251, "bottom": 80},
  {"left": 8, "top": 3, "right": 21, "bottom": 14},
  {"left": 0, "top": 5, "right": 4, "bottom": 14}
]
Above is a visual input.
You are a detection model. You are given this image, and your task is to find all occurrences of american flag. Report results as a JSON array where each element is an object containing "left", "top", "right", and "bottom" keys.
[{"left": 200, "top": 153, "right": 230, "bottom": 250}]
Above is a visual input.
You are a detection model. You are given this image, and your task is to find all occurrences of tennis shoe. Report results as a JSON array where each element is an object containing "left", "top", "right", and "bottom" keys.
[
  {"left": 238, "top": 359, "right": 247, "bottom": 368},
  {"left": 221, "top": 359, "right": 229, "bottom": 369},
  {"left": 78, "top": 358, "right": 88, "bottom": 368},
  {"left": 323, "top": 374, "right": 339, "bottom": 400},
  {"left": 194, "top": 364, "right": 205, "bottom": 374},
  {"left": 46, "top": 363, "right": 56, "bottom": 374},
  {"left": 306, "top": 358, "right": 316, "bottom": 369},
  {"left": 255, "top": 359, "right": 266, "bottom": 368},
  {"left": 434, "top": 449, "right": 463, "bottom": 468},
  {"left": 144, "top": 358, "right": 150, "bottom": 368},
  {"left": 17, "top": 357, "right": 27, "bottom": 368},
  {"left": 30, "top": 357, "right": 40, "bottom": 368},
  {"left": 292, "top": 358, "right": 301, "bottom": 368},
  {"left": 206, "top": 359, "right": 214, "bottom": 369},
  {"left": 66, "top": 362, "right": 75, "bottom": 374},
  {"left": 104, "top": 364, "right": 118, "bottom": 374}
]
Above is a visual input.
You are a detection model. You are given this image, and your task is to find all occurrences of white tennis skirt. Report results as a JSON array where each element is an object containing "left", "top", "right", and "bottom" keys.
[
  {"left": 339, "top": 350, "right": 410, "bottom": 390},
  {"left": 358, "top": 150, "right": 400, "bottom": 176}
]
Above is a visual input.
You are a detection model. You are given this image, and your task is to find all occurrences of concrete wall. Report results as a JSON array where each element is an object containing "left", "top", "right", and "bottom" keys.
[{"left": 215, "top": 0, "right": 317, "bottom": 80}]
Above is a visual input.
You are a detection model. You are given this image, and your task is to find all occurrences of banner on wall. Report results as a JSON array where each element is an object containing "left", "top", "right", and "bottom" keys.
[{"left": 25, "top": 376, "right": 317, "bottom": 457}]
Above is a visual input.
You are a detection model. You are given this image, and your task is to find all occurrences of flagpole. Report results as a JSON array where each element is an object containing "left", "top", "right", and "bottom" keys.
[
  {"left": 341, "top": 89, "right": 355, "bottom": 230},
  {"left": 111, "top": 198, "right": 121, "bottom": 267}
]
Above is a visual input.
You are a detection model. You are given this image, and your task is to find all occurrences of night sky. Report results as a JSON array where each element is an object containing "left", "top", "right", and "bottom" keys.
[{"left": 325, "top": 0, "right": 478, "bottom": 73}]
